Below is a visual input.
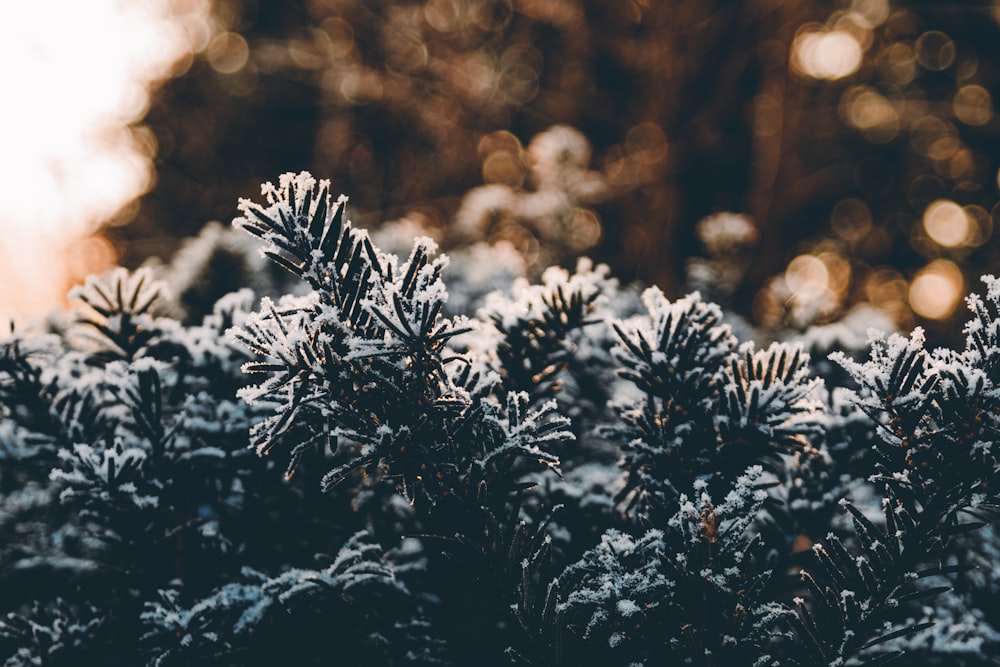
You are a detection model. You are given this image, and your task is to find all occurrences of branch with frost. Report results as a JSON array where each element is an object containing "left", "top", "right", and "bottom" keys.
[
  {"left": 792, "top": 279, "right": 1000, "bottom": 665},
  {"left": 549, "top": 467, "right": 788, "bottom": 666},
  {"left": 607, "top": 288, "right": 821, "bottom": 519}
]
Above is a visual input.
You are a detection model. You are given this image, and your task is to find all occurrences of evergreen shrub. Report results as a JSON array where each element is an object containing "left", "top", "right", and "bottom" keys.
[{"left": 2, "top": 171, "right": 1000, "bottom": 665}]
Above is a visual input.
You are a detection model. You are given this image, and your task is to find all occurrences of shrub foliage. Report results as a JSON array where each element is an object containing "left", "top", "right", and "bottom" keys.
[{"left": 3, "top": 172, "right": 1000, "bottom": 666}]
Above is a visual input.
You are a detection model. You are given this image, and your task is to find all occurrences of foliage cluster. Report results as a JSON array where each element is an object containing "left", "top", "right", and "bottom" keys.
[{"left": 4, "top": 173, "right": 1000, "bottom": 665}]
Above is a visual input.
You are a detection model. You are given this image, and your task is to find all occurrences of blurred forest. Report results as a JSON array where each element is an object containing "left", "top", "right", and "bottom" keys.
[{"left": 117, "top": 0, "right": 1000, "bottom": 341}]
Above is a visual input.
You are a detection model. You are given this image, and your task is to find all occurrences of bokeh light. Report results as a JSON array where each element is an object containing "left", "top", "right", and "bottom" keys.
[
  {"left": 864, "top": 268, "right": 911, "bottom": 324},
  {"left": 850, "top": 0, "right": 890, "bottom": 28},
  {"left": 0, "top": 0, "right": 210, "bottom": 322},
  {"left": 953, "top": 85, "right": 993, "bottom": 126},
  {"left": 962, "top": 204, "right": 993, "bottom": 247},
  {"left": 842, "top": 86, "right": 900, "bottom": 143},
  {"left": 922, "top": 199, "right": 970, "bottom": 248},
  {"left": 915, "top": 30, "right": 955, "bottom": 71},
  {"left": 206, "top": 32, "right": 249, "bottom": 75},
  {"left": 909, "top": 259, "right": 964, "bottom": 319},
  {"left": 910, "top": 116, "right": 959, "bottom": 161},
  {"left": 876, "top": 42, "right": 917, "bottom": 85},
  {"left": 793, "top": 29, "right": 864, "bottom": 80},
  {"left": 785, "top": 254, "right": 832, "bottom": 304}
]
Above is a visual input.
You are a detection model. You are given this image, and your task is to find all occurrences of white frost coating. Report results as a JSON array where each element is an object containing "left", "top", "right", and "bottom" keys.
[
  {"left": 51, "top": 440, "right": 158, "bottom": 509},
  {"left": 556, "top": 528, "right": 670, "bottom": 647},
  {"left": 617, "top": 599, "right": 641, "bottom": 617},
  {"left": 984, "top": 274, "right": 1000, "bottom": 302}
]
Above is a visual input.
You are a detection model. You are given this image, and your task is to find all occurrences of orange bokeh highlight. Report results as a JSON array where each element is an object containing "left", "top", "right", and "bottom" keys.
[
  {"left": 0, "top": 0, "right": 211, "bottom": 323},
  {"left": 909, "top": 259, "right": 964, "bottom": 320}
]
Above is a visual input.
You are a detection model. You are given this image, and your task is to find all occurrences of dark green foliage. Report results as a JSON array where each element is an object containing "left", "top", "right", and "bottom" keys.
[
  {"left": 547, "top": 467, "right": 790, "bottom": 666},
  {"left": 139, "top": 531, "right": 442, "bottom": 666},
  {"left": 4, "top": 173, "right": 1000, "bottom": 666},
  {"left": 69, "top": 267, "right": 168, "bottom": 362},
  {"left": 0, "top": 599, "right": 106, "bottom": 667},
  {"left": 785, "top": 281, "right": 1000, "bottom": 666},
  {"left": 484, "top": 267, "right": 604, "bottom": 400},
  {"left": 607, "top": 287, "right": 821, "bottom": 522}
]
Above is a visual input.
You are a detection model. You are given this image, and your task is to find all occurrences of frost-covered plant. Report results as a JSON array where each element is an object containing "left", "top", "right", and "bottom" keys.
[
  {"left": 785, "top": 279, "right": 1000, "bottom": 666},
  {"left": 548, "top": 466, "right": 789, "bottom": 666},
  {"left": 140, "top": 531, "right": 441, "bottom": 666},
  {"left": 4, "top": 172, "right": 1000, "bottom": 666},
  {"left": 607, "top": 286, "right": 822, "bottom": 521},
  {"left": 228, "top": 172, "right": 570, "bottom": 507}
]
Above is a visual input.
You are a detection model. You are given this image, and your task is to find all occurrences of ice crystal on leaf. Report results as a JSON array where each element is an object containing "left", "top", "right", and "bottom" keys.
[
  {"left": 479, "top": 258, "right": 609, "bottom": 400},
  {"left": 234, "top": 172, "right": 348, "bottom": 293},
  {"left": 141, "top": 531, "right": 439, "bottom": 666}
]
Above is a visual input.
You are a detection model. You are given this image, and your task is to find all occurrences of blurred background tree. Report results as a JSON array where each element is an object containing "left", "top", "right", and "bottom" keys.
[{"left": 103, "top": 0, "right": 1000, "bottom": 340}]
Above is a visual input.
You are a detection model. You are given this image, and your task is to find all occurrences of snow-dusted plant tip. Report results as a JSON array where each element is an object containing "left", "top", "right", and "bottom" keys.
[
  {"left": 3, "top": 173, "right": 1000, "bottom": 666},
  {"left": 229, "top": 172, "right": 562, "bottom": 499}
]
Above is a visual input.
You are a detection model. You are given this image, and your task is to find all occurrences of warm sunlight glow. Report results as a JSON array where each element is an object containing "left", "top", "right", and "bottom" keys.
[
  {"left": 923, "top": 199, "right": 971, "bottom": 248},
  {"left": 785, "top": 254, "right": 830, "bottom": 298},
  {"left": 0, "top": 0, "right": 211, "bottom": 322},
  {"left": 842, "top": 86, "right": 899, "bottom": 142},
  {"left": 850, "top": 0, "right": 890, "bottom": 28},
  {"left": 909, "top": 260, "right": 963, "bottom": 320},
  {"left": 793, "top": 30, "right": 864, "bottom": 81}
]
